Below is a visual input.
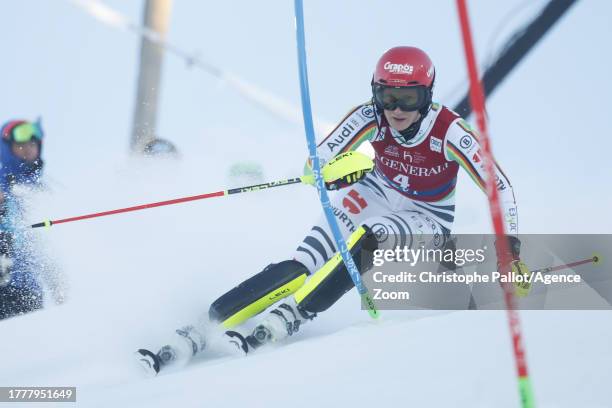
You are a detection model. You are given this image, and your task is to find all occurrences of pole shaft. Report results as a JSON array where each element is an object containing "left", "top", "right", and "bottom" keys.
[
  {"left": 293, "top": 0, "right": 377, "bottom": 318},
  {"left": 456, "top": 1, "right": 535, "bottom": 406},
  {"left": 32, "top": 177, "right": 303, "bottom": 228},
  {"left": 533, "top": 257, "right": 595, "bottom": 274},
  {"left": 130, "top": 0, "right": 173, "bottom": 153}
]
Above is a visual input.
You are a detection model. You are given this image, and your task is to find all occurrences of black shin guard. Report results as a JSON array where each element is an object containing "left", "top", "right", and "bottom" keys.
[
  {"left": 209, "top": 260, "right": 309, "bottom": 328},
  {"left": 295, "top": 226, "right": 378, "bottom": 314}
]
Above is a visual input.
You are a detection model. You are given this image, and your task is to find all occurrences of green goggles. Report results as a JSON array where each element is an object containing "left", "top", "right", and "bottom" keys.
[{"left": 12, "top": 123, "right": 43, "bottom": 144}]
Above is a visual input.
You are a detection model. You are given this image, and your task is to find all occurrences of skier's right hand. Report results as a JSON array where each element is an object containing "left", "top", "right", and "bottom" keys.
[{"left": 302, "top": 151, "right": 374, "bottom": 190}]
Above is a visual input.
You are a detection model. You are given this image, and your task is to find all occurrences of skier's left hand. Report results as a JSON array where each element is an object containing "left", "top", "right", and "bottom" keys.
[
  {"left": 496, "top": 236, "right": 532, "bottom": 297},
  {"left": 509, "top": 259, "right": 532, "bottom": 297},
  {"left": 302, "top": 151, "right": 374, "bottom": 190}
]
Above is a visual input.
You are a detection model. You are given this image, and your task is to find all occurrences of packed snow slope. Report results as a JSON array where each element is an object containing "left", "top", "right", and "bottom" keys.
[
  {"left": 1, "top": 1, "right": 612, "bottom": 407},
  {"left": 3, "top": 304, "right": 612, "bottom": 408},
  {"left": 0, "top": 142, "right": 610, "bottom": 408}
]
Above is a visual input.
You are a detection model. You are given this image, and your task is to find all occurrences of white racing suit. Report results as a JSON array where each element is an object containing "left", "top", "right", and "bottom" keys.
[
  {"left": 293, "top": 101, "right": 518, "bottom": 273},
  {"left": 206, "top": 101, "right": 519, "bottom": 352}
]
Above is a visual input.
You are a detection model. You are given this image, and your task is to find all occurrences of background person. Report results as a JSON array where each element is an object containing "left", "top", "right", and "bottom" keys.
[{"left": 0, "top": 119, "right": 47, "bottom": 320}]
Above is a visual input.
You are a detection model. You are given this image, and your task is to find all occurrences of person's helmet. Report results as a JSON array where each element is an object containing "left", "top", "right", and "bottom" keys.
[
  {"left": 372, "top": 46, "right": 435, "bottom": 115},
  {"left": 0, "top": 119, "right": 44, "bottom": 190},
  {"left": 1, "top": 119, "right": 44, "bottom": 145}
]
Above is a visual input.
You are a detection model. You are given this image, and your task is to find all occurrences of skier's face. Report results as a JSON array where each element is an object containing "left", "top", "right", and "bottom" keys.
[
  {"left": 384, "top": 107, "right": 420, "bottom": 132},
  {"left": 11, "top": 141, "right": 40, "bottom": 162}
]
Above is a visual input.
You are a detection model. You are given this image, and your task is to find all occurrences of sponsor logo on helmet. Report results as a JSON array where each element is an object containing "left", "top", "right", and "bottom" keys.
[
  {"left": 383, "top": 61, "right": 414, "bottom": 75},
  {"left": 427, "top": 65, "right": 434, "bottom": 78}
]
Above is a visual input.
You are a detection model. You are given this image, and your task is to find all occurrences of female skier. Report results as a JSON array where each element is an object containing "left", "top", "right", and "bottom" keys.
[{"left": 137, "top": 46, "right": 529, "bottom": 375}]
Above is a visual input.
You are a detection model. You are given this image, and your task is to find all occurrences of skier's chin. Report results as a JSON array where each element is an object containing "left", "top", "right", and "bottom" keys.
[
  {"left": 389, "top": 118, "right": 413, "bottom": 131},
  {"left": 385, "top": 110, "right": 420, "bottom": 131}
]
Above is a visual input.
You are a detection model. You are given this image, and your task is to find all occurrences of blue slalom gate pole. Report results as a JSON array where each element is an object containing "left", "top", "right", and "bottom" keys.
[{"left": 293, "top": 0, "right": 378, "bottom": 319}]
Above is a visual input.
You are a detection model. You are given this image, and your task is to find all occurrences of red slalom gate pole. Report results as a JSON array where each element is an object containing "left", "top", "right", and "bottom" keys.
[{"left": 455, "top": 1, "right": 536, "bottom": 407}]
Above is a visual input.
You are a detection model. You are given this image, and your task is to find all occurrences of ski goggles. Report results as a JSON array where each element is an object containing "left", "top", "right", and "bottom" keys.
[
  {"left": 9, "top": 122, "right": 43, "bottom": 144},
  {"left": 373, "top": 85, "right": 429, "bottom": 112}
]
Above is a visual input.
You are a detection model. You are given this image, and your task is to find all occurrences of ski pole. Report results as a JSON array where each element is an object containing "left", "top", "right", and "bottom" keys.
[
  {"left": 31, "top": 177, "right": 303, "bottom": 229},
  {"left": 437, "top": 254, "right": 602, "bottom": 275},
  {"left": 535, "top": 253, "right": 602, "bottom": 274}
]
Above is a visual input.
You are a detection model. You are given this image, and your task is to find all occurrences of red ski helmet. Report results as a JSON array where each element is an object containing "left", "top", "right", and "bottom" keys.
[{"left": 372, "top": 46, "right": 435, "bottom": 114}]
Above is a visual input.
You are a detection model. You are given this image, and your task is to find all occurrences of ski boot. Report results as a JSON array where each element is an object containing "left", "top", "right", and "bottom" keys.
[
  {"left": 135, "top": 325, "right": 206, "bottom": 376},
  {"left": 224, "top": 299, "right": 316, "bottom": 355}
]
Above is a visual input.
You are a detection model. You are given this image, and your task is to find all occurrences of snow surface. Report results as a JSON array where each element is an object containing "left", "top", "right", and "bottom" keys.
[
  {"left": 0, "top": 143, "right": 609, "bottom": 408},
  {"left": 1, "top": 0, "right": 612, "bottom": 407}
]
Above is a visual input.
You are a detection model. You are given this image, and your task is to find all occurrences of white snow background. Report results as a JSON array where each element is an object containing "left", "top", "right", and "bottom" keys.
[{"left": 1, "top": 1, "right": 611, "bottom": 407}]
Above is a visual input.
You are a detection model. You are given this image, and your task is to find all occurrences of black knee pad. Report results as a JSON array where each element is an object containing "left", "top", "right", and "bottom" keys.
[
  {"left": 209, "top": 260, "right": 309, "bottom": 328},
  {"left": 297, "top": 226, "right": 378, "bottom": 314}
]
